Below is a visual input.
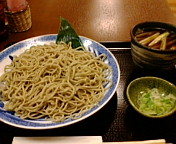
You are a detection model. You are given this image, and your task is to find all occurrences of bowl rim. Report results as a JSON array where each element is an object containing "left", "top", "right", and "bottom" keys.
[
  {"left": 126, "top": 76, "right": 176, "bottom": 118},
  {"left": 130, "top": 21, "right": 176, "bottom": 54}
]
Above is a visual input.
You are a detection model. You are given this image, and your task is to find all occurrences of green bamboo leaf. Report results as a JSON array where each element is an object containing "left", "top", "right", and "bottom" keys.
[{"left": 56, "top": 17, "right": 84, "bottom": 50}]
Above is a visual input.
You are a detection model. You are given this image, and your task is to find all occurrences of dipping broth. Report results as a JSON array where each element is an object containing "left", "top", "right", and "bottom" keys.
[{"left": 135, "top": 28, "right": 176, "bottom": 50}]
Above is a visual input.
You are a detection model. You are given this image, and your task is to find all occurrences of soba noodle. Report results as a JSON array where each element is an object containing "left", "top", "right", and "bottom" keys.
[{"left": 0, "top": 42, "right": 112, "bottom": 122}]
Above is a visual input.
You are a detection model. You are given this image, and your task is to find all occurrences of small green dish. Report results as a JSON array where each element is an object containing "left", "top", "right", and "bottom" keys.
[{"left": 126, "top": 77, "right": 176, "bottom": 118}]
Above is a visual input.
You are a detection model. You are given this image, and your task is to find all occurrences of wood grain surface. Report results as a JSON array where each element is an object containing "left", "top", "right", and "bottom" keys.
[{"left": 0, "top": 0, "right": 176, "bottom": 50}]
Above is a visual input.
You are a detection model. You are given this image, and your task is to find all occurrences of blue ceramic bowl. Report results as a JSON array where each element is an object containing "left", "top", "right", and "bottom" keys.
[
  {"left": 0, "top": 34, "right": 120, "bottom": 129},
  {"left": 131, "top": 21, "right": 176, "bottom": 70}
]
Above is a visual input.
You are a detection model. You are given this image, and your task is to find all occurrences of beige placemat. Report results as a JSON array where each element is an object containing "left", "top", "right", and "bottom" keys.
[{"left": 12, "top": 136, "right": 103, "bottom": 144}]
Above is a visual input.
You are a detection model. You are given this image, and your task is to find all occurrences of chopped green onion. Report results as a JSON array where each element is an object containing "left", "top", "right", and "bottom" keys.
[{"left": 138, "top": 88, "right": 176, "bottom": 116}]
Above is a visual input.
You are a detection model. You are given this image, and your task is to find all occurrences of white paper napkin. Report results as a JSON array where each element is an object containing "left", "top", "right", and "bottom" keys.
[{"left": 12, "top": 136, "right": 103, "bottom": 144}]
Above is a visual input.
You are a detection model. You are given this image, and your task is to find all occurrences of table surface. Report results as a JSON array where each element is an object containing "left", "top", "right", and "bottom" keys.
[
  {"left": 1, "top": 0, "right": 176, "bottom": 50},
  {"left": 0, "top": 0, "right": 176, "bottom": 144}
]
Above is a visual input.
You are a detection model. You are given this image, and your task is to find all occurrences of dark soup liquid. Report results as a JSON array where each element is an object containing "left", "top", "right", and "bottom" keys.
[{"left": 135, "top": 28, "right": 176, "bottom": 50}]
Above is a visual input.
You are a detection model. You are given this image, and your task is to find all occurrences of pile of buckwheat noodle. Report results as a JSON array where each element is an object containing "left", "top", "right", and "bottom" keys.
[{"left": 0, "top": 42, "right": 112, "bottom": 122}]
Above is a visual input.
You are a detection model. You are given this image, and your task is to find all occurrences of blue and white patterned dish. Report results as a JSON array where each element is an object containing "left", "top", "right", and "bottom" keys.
[{"left": 0, "top": 34, "right": 120, "bottom": 129}]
